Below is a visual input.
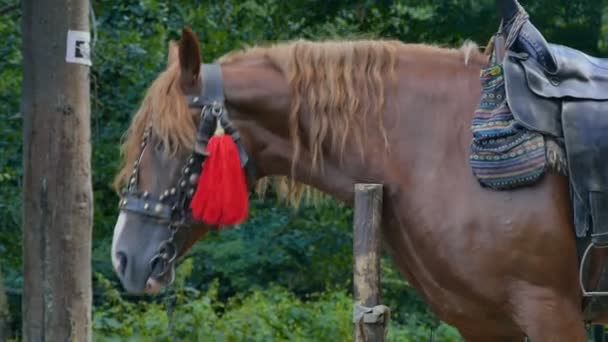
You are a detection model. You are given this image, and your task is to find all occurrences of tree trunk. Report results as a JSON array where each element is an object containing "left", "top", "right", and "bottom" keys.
[{"left": 21, "top": 0, "right": 93, "bottom": 340}]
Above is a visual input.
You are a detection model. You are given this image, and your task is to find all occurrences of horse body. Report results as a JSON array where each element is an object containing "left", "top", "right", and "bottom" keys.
[
  {"left": 219, "top": 42, "right": 584, "bottom": 339},
  {"left": 111, "top": 27, "right": 599, "bottom": 340}
]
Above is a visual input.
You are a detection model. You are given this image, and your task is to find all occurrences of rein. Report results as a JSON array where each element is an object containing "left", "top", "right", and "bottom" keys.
[{"left": 118, "top": 63, "right": 255, "bottom": 277}]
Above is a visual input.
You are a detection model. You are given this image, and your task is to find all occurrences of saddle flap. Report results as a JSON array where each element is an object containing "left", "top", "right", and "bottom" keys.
[
  {"left": 507, "top": 47, "right": 608, "bottom": 101},
  {"left": 503, "top": 52, "right": 562, "bottom": 137}
]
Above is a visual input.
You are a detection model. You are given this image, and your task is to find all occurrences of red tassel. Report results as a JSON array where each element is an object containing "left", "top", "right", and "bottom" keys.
[{"left": 190, "top": 125, "right": 249, "bottom": 226}]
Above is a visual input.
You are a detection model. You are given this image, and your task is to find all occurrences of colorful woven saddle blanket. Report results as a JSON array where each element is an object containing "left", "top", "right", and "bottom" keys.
[{"left": 469, "top": 62, "right": 547, "bottom": 190}]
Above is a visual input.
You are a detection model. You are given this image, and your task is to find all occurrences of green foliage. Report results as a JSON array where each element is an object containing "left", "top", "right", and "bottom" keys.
[
  {"left": 93, "top": 259, "right": 354, "bottom": 341},
  {"left": 93, "top": 258, "right": 460, "bottom": 342},
  {"left": 0, "top": 1, "right": 23, "bottom": 294},
  {"left": 185, "top": 197, "right": 354, "bottom": 297}
]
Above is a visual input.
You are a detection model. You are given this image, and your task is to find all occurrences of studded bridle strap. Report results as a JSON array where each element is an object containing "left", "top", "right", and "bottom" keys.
[{"left": 121, "top": 195, "right": 173, "bottom": 222}]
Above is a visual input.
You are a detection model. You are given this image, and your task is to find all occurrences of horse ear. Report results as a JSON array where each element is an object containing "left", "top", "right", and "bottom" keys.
[
  {"left": 167, "top": 40, "right": 179, "bottom": 66},
  {"left": 178, "top": 27, "right": 201, "bottom": 90}
]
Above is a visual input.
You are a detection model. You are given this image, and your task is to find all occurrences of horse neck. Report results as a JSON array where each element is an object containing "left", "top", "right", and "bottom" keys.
[
  {"left": 222, "top": 58, "right": 384, "bottom": 204},
  {"left": 221, "top": 48, "right": 486, "bottom": 205}
]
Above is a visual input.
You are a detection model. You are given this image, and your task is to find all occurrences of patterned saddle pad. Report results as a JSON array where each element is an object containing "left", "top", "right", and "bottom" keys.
[{"left": 469, "top": 61, "right": 547, "bottom": 190}]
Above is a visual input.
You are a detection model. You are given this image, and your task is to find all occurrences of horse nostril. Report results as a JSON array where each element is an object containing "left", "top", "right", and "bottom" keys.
[
  {"left": 117, "top": 252, "right": 127, "bottom": 276},
  {"left": 149, "top": 254, "right": 170, "bottom": 278},
  {"left": 150, "top": 256, "right": 162, "bottom": 276}
]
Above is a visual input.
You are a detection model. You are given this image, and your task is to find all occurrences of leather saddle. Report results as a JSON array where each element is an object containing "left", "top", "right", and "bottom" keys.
[{"left": 501, "top": 18, "right": 608, "bottom": 246}]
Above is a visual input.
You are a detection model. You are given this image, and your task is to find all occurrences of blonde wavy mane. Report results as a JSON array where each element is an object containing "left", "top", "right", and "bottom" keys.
[
  {"left": 114, "top": 39, "right": 483, "bottom": 205},
  {"left": 113, "top": 62, "right": 196, "bottom": 192}
]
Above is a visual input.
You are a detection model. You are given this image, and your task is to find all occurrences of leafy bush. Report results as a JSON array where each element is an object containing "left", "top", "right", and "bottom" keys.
[
  {"left": 183, "top": 196, "right": 353, "bottom": 297},
  {"left": 0, "top": 3, "right": 23, "bottom": 290},
  {"left": 94, "top": 259, "right": 460, "bottom": 342}
]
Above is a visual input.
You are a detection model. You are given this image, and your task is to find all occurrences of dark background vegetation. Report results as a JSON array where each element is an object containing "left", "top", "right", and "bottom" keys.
[{"left": 1, "top": 0, "right": 605, "bottom": 340}]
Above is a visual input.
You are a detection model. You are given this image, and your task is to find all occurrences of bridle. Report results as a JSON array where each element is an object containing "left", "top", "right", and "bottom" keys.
[{"left": 118, "top": 63, "right": 256, "bottom": 279}]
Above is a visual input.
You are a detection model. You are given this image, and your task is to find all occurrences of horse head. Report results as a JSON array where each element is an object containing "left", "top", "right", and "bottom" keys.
[{"left": 111, "top": 29, "right": 220, "bottom": 295}]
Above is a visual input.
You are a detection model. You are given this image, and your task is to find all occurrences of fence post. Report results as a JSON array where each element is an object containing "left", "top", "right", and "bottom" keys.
[{"left": 353, "top": 183, "right": 389, "bottom": 342}]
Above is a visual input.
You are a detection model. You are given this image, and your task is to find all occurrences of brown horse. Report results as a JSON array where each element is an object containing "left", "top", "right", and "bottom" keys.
[{"left": 109, "top": 25, "right": 607, "bottom": 340}]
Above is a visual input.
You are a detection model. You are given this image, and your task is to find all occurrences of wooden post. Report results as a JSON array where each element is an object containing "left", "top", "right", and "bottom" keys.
[
  {"left": 353, "top": 183, "right": 388, "bottom": 342},
  {"left": 21, "top": 0, "right": 93, "bottom": 340}
]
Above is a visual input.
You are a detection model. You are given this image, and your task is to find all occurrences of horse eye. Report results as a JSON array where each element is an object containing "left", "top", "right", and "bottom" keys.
[{"left": 154, "top": 142, "right": 165, "bottom": 154}]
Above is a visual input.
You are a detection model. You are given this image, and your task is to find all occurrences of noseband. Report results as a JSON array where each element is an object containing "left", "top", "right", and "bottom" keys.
[{"left": 118, "top": 63, "right": 255, "bottom": 277}]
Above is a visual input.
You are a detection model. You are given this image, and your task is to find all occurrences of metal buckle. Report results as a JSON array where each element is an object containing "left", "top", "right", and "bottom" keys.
[
  {"left": 149, "top": 237, "right": 177, "bottom": 277},
  {"left": 211, "top": 101, "right": 223, "bottom": 116}
]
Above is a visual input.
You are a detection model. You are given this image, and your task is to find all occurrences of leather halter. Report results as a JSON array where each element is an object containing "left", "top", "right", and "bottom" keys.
[{"left": 117, "top": 63, "right": 255, "bottom": 276}]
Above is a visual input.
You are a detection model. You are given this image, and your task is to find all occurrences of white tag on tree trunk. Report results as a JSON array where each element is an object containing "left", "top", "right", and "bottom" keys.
[{"left": 65, "top": 30, "right": 92, "bottom": 66}]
